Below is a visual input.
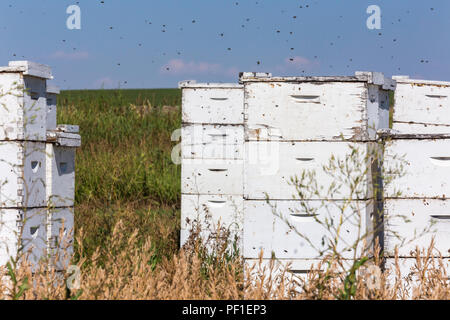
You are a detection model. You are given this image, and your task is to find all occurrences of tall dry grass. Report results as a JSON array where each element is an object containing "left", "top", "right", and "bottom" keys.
[{"left": 0, "top": 217, "right": 448, "bottom": 300}]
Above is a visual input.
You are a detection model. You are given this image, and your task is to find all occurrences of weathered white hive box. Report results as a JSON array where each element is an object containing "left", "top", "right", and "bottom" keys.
[
  {"left": 240, "top": 71, "right": 395, "bottom": 141},
  {"left": 243, "top": 200, "right": 373, "bottom": 261},
  {"left": 244, "top": 141, "right": 377, "bottom": 200},
  {"left": 179, "top": 81, "right": 244, "bottom": 248},
  {"left": 47, "top": 207, "right": 74, "bottom": 270},
  {"left": 0, "top": 208, "right": 47, "bottom": 267},
  {"left": 0, "top": 141, "right": 46, "bottom": 208},
  {"left": 382, "top": 133, "right": 450, "bottom": 258},
  {"left": 0, "top": 61, "right": 53, "bottom": 141},
  {"left": 46, "top": 125, "right": 81, "bottom": 208},
  {"left": 392, "top": 76, "right": 450, "bottom": 134}
]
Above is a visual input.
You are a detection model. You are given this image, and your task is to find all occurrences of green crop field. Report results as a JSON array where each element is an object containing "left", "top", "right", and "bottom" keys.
[{"left": 58, "top": 88, "right": 182, "bottom": 263}]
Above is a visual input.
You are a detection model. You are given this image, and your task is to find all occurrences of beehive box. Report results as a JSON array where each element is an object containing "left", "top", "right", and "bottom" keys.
[
  {"left": 244, "top": 141, "right": 379, "bottom": 200},
  {"left": 391, "top": 76, "right": 450, "bottom": 134},
  {"left": 179, "top": 81, "right": 244, "bottom": 249},
  {"left": 182, "top": 124, "right": 244, "bottom": 160},
  {"left": 384, "top": 135, "right": 450, "bottom": 199},
  {"left": 46, "top": 126, "right": 81, "bottom": 208},
  {"left": 243, "top": 200, "right": 374, "bottom": 260},
  {"left": 0, "top": 61, "right": 53, "bottom": 141},
  {"left": 47, "top": 207, "right": 74, "bottom": 270},
  {"left": 180, "top": 81, "right": 244, "bottom": 124},
  {"left": 384, "top": 199, "right": 450, "bottom": 257},
  {"left": 0, "top": 141, "right": 47, "bottom": 208},
  {"left": 240, "top": 71, "right": 395, "bottom": 141},
  {"left": 0, "top": 208, "right": 47, "bottom": 267}
]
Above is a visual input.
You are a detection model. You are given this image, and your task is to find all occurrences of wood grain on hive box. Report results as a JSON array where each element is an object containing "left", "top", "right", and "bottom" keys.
[
  {"left": 0, "top": 141, "right": 46, "bottom": 208},
  {"left": 383, "top": 138, "right": 450, "bottom": 199},
  {"left": 0, "top": 208, "right": 47, "bottom": 267},
  {"left": 384, "top": 199, "right": 450, "bottom": 257},
  {"left": 46, "top": 144, "right": 76, "bottom": 207},
  {"left": 48, "top": 207, "right": 74, "bottom": 271},
  {"left": 180, "top": 82, "right": 244, "bottom": 125},
  {"left": 0, "top": 61, "right": 53, "bottom": 141},
  {"left": 392, "top": 77, "right": 450, "bottom": 134},
  {"left": 244, "top": 141, "right": 378, "bottom": 200},
  {"left": 182, "top": 159, "right": 243, "bottom": 195},
  {"left": 243, "top": 80, "right": 391, "bottom": 141},
  {"left": 181, "top": 194, "right": 243, "bottom": 232},
  {"left": 182, "top": 124, "right": 244, "bottom": 160},
  {"left": 243, "top": 200, "right": 374, "bottom": 260}
]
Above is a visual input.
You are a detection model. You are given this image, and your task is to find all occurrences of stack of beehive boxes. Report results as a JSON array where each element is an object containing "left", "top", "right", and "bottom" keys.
[
  {"left": 179, "top": 80, "right": 245, "bottom": 251},
  {"left": 179, "top": 72, "right": 396, "bottom": 272},
  {"left": 0, "top": 61, "right": 80, "bottom": 270},
  {"left": 240, "top": 72, "right": 395, "bottom": 273},
  {"left": 383, "top": 76, "right": 450, "bottom": 281}
]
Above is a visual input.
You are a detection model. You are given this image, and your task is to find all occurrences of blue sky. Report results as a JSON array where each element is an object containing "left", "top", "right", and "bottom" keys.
[{"left": 0, "top": 0, "right": 449, "bottom": 89}]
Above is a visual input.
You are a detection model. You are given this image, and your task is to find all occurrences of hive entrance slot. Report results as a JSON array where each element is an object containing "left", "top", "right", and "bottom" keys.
[
  {"left": 31, "top": 161, "right": 40, "bottom": 173},
  {"left": 30, "top": 226, "right": 39, "bottom": 239},
  {"left": 425, "top": 95, "right": 448, "bottom": 99},
  {"left": 59, "top": 162, "right": 68, "bottom": 174},
  {"left": 291, "top": 214, "right": 318, "bottom": 218},
  {"left": 430, "top": 215, "right": 450, "bottom": 220},
  {"left": 290, "top": 95, "right": 321, "bottom": 104}
]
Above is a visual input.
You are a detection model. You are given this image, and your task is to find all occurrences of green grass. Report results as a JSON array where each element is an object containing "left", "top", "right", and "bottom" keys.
[
  {"left": 58, "top": 88, "right": 182, "bottom": 263},
  {"left": 60, "top": 88, "right": 181, "bottom": 109}
]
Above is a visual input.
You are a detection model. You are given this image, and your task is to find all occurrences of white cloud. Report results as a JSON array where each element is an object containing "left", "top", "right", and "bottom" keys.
[{"left": 161, "top": 59, "right": 238, "bottom": 76}]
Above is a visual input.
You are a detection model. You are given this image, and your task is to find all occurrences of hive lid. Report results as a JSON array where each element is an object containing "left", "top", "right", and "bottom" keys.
[
  {"left": 178, "top": 80, "right": 243, "bottom": 89},
  {"left": 0, "top": 61, "right": 54, "bottom": 79},
  {"left": 239, "top": 71, "right": 396, "bottom": 90},
  {"left": 392, "top": 75, "right": 450, "bottom": 87},
  {"left": 47, "top": 131, "right": 81, "bottom": 147},
  {"left": 377, "top": 129, "right": 450, "bottom": 140}
]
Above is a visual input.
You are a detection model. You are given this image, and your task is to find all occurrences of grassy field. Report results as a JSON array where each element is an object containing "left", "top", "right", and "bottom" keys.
[{"left": 58, "top": 88, "right": 182, "bottom": 264}]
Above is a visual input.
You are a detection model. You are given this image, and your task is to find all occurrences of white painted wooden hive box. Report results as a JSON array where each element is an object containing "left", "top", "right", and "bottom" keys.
[
  {"left": 0, "top": 61, "right": 53, "bottom": 141},
  {"left": 382, "top": 133, "right": 450, "bottom": 258},
  {"left": 46, "top": 125, "right": 81, "bottom": 208},
  {"left": 239, "top": 71, "right": 395, "bottom": 142},
  {"left": 391, "top": 76, "right": 450, "bottom": 134},
  {"left": 179, "top": 81, "right": 244, "bottom": 249},
  {"left": 0, "top": 208, "right": 48, "bottom": 267},
  {"left": 0, "top": 141, "right": 47, "bottom": 208}
]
